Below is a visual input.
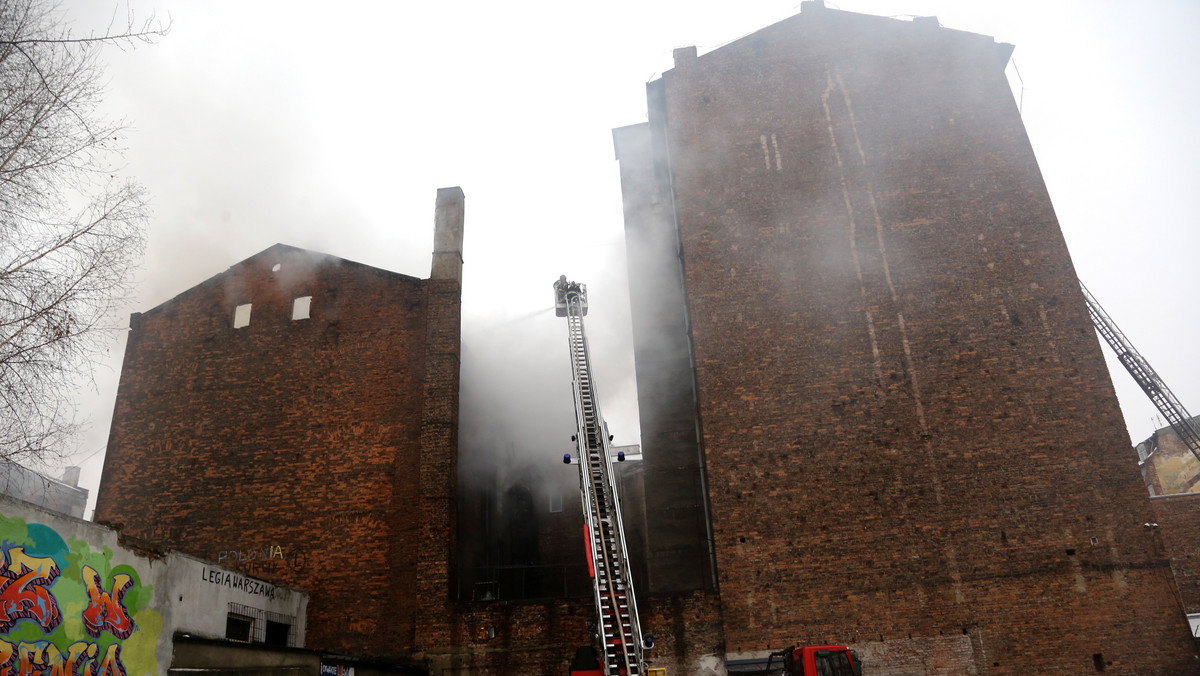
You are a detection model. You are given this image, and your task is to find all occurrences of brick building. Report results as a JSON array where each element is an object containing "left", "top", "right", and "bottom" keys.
[
  {"left": 93, "top": 6, "right": 1200, "bottom": 676},
  {"left": 95, "top": 188, "right": 464, "bottom": 669},
  {"left": 613, "top": 3, "right": 1197, "bottom": 674}
]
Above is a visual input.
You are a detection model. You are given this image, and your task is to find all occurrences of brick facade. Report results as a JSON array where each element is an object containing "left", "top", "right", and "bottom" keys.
[
  {"left": 96, "top": 190, "right": 464, "bottom": 664},
  {"left": 1150, "top": 494, "right": 1200, "bottom": 619},
  {"left": 616, "top": 5, "right": 1196, "bottom": 674},
  {"left": 92, "top": 7, "right": 1200, "bottom": 674}
]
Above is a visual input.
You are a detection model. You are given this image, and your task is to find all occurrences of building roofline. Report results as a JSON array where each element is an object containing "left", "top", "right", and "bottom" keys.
[
  {"left": 136, "top": 243, "right": 426, "bottom": 318},
  {"left": 657, "top": 2, "right": 1013, "bottom": 81}
]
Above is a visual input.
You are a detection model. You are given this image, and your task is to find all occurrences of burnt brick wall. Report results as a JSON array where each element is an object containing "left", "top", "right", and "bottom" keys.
[
  {"left": 96, "top": 243, "right": 451, "bottom": 659},
  {"left": 615, "top": 117, "right": 716, "bottom": 594},
  {"left": 1150, "top": 494, "right": 1200, "bottom": 616},
  {"left": 621, "top": 6, "right": 1196, "bottom": 674},
  {"left": 422, "top": 592, "right": 723, "bottom": 676}
]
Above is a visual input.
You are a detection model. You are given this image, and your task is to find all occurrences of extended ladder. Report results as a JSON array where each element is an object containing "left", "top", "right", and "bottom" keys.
[
  {"left": 555, "top": 277, "right": 646, "bottom": 676},
  {"left": 1080, "top": 281, "right": 1200, "bottom": 466}
]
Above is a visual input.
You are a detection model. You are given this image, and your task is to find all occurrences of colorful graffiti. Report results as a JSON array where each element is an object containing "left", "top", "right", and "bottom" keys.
[{"left": 0, "top": 513, "right": 161, "bottom": 676}]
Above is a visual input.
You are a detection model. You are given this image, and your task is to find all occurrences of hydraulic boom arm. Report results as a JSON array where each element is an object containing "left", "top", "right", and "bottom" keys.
[{"left": 555, "top": 276, "right": 646, "bottom": 676}]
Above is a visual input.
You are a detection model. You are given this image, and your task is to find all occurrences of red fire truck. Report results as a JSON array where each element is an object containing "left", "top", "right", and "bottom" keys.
[{"left": 765, "top": 645, "right": 863, "bottom": 676}]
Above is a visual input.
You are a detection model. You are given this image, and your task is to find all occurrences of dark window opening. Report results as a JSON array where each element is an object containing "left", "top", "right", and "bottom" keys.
[
  {"left": 264, "top": 620, "right": 290, "bottom": 646},
  {"left": 226, "top": 614, "right": 253, "bottom": 642},
  {"left": 1093, "top": 653, "right": 1105, "bottom": 671},
  {"left": 227, "top": 602, "right": 297, "bottom": 647},
  {"left": 504, "top": 485, "right": 537, "bottom": 566}
]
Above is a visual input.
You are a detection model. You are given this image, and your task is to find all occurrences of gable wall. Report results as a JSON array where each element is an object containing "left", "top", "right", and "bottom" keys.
[{"left": 96, "top": 246, "right": 434, "bottom": 657}]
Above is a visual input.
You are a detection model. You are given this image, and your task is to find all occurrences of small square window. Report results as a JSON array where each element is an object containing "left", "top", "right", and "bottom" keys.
[
  {"left": 549, "top": 492, "right": 563, "bottom": 513},
  {"left": 226, "top": 614, "right": 253, "bottom": 642},
  {"left": 233, "top": 303, "right": 252, "bottom": 328},
  {"left": 264, "top": 620, "right": 290, "bottom": 646},
  {"left": 292, "top": 296, "right": 312, "bottom": 320}
]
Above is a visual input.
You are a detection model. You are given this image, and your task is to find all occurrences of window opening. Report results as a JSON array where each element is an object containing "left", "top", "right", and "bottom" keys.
[
  {"left": 549, "top": 491, "right": 563, "bottom": 513},
  {"left": 227, "top": 603, "right": 298, "bottom": 647},
  {"left": 264, "top": 620, "right": 291, "bottom": 646},
  {"left": 233, "top": 303, "right": 252, "bottom": 328},
  {"left": 225, "top": 614, "right": 253, "bottom": 642},
  {"left": 292, "top": 296, "right": 312, "bottom": 320}
]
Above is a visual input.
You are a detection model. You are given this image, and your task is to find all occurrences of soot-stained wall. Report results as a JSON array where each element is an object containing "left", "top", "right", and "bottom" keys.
[
  {"left": 616, "top": 5, "right": 1194, "bottom": 674},
  {"left": 96, "top": 191, "right": 464, "bottom": 664}
]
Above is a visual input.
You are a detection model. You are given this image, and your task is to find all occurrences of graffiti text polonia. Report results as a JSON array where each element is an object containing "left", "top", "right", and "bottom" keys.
[{"left": 216, "top": 545, "right": 283, "bottom": 565}]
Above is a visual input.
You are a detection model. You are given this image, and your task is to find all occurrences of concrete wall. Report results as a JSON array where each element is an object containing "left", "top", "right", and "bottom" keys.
[
  {"left": 170, "top": 637, "right": 320, "bottom": 676},
  {"left": 617, "top": 5, "right": 1195, "bottom": 674},
  {"left": 0, "top": 461, "right": 88, "bottom": 519},
  {"left": 1136, "top": 417, "right": 1200, "bottom": 495},
  {"left": 0, "top": 495, "right": 307, "bottom": 676}
]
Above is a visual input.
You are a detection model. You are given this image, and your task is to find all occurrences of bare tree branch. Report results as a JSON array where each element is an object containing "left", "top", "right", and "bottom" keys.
[{"left": 0, "top": 0, "right": 159, "bottom": 465}]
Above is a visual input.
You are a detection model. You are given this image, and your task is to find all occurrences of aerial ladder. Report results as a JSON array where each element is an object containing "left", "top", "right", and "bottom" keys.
[
  {"left": 554, "top": 276, "right": 648, "bottom": 676},
  {"left": 1080, "top": 281, "right": 1200, "bottom": 479}
]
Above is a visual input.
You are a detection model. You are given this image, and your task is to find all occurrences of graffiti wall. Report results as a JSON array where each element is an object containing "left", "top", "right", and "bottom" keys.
[
  {"left": 0, "top": 510, "right": 160, "bottom": 675},
  {"left": 0, "top": 497, "right": 308, "bottom": 676}
]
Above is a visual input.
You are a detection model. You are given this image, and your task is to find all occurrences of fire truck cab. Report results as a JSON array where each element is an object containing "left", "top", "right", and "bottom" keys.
[{"left": 769, "top": 645, "right": 862, "bottom": 676}]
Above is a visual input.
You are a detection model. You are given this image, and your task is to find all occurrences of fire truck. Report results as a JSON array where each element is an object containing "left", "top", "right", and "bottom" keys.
[
  {"left": 554, "top": 277, "right": 862, "bottom": 676},
  {"left": 763, "top": 645, "right": 863, "bottom": 676}
]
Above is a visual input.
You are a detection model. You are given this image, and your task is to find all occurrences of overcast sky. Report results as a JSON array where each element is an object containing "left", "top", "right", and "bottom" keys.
[{"left": 55, "top": 0, "right": 1199, "bottom": 514}]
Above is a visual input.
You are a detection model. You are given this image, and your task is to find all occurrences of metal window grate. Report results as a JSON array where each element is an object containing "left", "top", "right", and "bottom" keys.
[{"left": 228, "top": 602, "right": 297, "bottom": 647}]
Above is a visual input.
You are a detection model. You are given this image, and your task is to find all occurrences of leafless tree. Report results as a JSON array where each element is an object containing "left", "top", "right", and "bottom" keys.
[{"left": 0, "top": 0, "right": 166, "bottom": 464}]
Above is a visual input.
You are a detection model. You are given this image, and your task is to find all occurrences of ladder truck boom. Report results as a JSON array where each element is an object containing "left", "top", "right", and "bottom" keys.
[
  {"left": 555, "top": 276, "right": 647, "bottom": 676},
  {"left": 1080, "top": 281, "right": 1200, "bottom": 468}
]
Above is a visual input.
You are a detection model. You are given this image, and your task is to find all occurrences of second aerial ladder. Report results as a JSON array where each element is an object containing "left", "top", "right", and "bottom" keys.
[{"left": 1080, "top": 281, "right": 1200, "bottom": 472}]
